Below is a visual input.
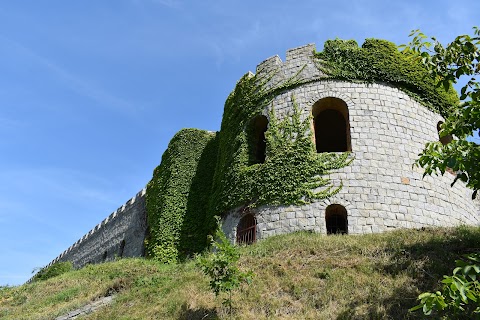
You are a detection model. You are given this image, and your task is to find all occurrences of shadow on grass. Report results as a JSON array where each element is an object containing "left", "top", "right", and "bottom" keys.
[
  {"left": 335, "top": 284, "right": 420, "bottom": 320},
  {"left": 381, "top": 226, "right": 480, "bottom": 290},
  {"left": 178, "top": 303, "right": 218, "bottom": 320},
  {"left": 337, "top": 226, "right": 480, "bottom": 320}
]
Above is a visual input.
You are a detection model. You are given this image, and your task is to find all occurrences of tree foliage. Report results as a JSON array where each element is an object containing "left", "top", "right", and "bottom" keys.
[
  {"left": 410, "top": 253, "right": 480, "bottom": 319},
  {"left": 401, "top": 27, "right": 480, "bottom": 198}
]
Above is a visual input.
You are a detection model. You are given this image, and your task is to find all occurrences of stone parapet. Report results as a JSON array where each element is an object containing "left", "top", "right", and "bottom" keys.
[
  {"left": 46, "top": 188, "right": 147, "bottom": 269},
  {"left": 254, "top": 43, "right": 324, "bottom": 91}
]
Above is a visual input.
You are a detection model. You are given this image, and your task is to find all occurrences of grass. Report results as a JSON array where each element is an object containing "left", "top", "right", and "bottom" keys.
[{"left": 1, "top": 226, "right": 480, "bottom": 319}]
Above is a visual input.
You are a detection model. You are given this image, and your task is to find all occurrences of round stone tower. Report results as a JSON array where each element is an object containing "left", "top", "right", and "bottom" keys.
[{"left": 221, "top": 42, "right": 480, "bottom": 243}]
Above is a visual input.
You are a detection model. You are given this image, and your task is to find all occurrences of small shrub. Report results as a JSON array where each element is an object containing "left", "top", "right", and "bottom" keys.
[
  {"left": 31, "top": 261, "right": 73, "bottom": 282},
  {"left": 197, "top": 220, "right": 253, "bottom": 316}
]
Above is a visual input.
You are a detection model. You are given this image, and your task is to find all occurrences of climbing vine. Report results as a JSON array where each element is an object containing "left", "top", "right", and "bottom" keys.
[
  {"left": 208, "top": 72, "right": 352, "bottom": 216},
  {"left": 145, "top": 129, "right": 219, "bottom": 263},
  {"left": 145, "top": 38, "right": 459, "bottom": 263},
  {"left": 146, "top": 72, "right": 351, "bottom": 263},
  {"left": 315, "top": 38, "right": 459, "bottom": 117}
]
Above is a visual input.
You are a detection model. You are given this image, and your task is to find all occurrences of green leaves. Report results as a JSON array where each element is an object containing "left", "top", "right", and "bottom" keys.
[
  {"left": 145, "top": 129, "right": 219, "bottom": 263},
  {"left": 402, "top": 29, "right": 480, "bottom": 319},
  {"left": 408, "top": 27, "right": 479, "bottom": 198},
  {"left": 211, "top": 69, "right": 352, "bottom": 216},
  {"left": 249, "top": 98, "right": 350, "bottom": 206},
  {"left": 410, "top": 253, "right": 480, "bottom": 318},
  {"left": 409, "top": 291, "right": 446, "bottom": 315},
  {"left": 197, "top": 221, "right": 253, "bottom": 314},
  {"left": 316, "top": 38, "right": 458, "bottom": 117}
]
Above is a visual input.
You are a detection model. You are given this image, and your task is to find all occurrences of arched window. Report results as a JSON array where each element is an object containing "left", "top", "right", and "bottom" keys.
[
  {"left": 437, "top": 121, "right": 452, "bottom": 145},
  {"left": 312, "top": 97, "right": 351, "bottom": 153},
  {"left": 325, "top": 204, "right": 348, "bottom": 234},
  {"left": 236, "top": 214, "right": 256, "bottom": 245},
  {"left": 249, "top": 115, "right": 268, "bottom": 164}
]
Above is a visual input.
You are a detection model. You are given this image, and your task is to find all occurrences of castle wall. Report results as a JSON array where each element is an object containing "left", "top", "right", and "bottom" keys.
[
  {"left": 223, "top": 45, "right": 479, "bottom": 242},
  {"left": 48, "top": 188, "right": 147, "bottom": 269},
  {"left": 41, "top": 43, "right": 480, "bottom": 273}
]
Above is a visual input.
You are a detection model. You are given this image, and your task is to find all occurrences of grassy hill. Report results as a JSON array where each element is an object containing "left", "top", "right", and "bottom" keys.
[{"left": 1, "top": 226, "right": 480, "bottom": 319}]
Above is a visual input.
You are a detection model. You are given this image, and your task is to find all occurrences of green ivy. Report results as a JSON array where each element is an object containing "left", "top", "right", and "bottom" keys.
[
  {"left": 146, "top": 73, "right": 350, "bottom": 263},
  {"left": 209, "top": 73, "right": 351, "bottom": 216},
  {"left": 145, "top": 129, "right": 219, "bottom": 263},
  {"left": 145, "top": 38, "right": 459, "bottom": 263},
  {"left": 315, "top": 38, "right": 459, "bottom": 117}
]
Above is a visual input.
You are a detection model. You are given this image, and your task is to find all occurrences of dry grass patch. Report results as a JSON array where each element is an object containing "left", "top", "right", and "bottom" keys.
[{"left": 1, "top": 226, "right": 479, "bottom": 319}]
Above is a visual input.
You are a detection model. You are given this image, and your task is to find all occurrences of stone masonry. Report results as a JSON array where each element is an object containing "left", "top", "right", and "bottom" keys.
[
  {"left": 222, "top": 43, "right": 480, "bottom": 242},
  {"left": 43, "top": 43, "right": 480, "bottom": 274},
  {"left": 46, "top": 188, "right": 147, "bottom": 270}
]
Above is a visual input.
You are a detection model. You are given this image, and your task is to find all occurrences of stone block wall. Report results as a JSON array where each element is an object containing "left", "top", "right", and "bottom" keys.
[
  {"left": 223, "top": 44, "right": 480, "bottom": 242},
  {"left": 47, "top": 188, "right": 147, "bottom": 269},
  {"left": 41, "top": 43, "right": 480, "bottom": 273}
]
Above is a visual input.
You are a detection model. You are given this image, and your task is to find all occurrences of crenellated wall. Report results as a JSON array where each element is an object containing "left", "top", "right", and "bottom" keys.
[
  {"left": 46, "top": 188, "right": 147, "bottom": 269},
  {"left": 255, "top": 43, "right": 322, "bottom": 91},
  {"left": 40, "top": 42, "right": 479, "bottom": 277}
]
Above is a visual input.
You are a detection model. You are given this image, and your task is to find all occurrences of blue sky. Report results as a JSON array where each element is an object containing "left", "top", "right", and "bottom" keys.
[{"left": 0, "top": 1, "right": 479, "bottom": 285}]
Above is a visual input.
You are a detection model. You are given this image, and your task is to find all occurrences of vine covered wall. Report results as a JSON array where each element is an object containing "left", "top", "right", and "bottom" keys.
[
  {"left": 145, "top": 38, "right": 463, "bottom": 262},
  {"left": 208, "top": 76, "right": 352, "bottom": 217},
  {"left": 43, "top": 39, "right": 478, "bottom": 272},
  {"left": 145, "top": 129, "right": 218, "bottom": 263},
  {"left": 315, "top": 39, "right": 458, "bottom": 117}
]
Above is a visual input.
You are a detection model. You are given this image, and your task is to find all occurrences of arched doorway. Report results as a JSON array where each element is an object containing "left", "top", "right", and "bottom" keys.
[
  {"left": 236, "top": 214, "right": 257, "bottom": 245},
  {"left": 325, "top": 204, "right": 348, "bottom": 234},
  {"left": 312, "top": 97, "right": 351, "bottom": 153}
]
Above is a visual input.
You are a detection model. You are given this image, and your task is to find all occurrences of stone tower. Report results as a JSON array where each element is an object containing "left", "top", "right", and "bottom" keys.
[
  {"left": 41, "top": 41, "right": 479, "bottom": 276},
  {"left": 222, "top": 43, "right": 479, "bottom": 243}
]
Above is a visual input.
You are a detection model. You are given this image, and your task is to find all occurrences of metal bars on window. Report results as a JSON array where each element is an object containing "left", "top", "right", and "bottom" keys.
[{"left": 236, "top": 214, "right": 256, "bottom": 245}]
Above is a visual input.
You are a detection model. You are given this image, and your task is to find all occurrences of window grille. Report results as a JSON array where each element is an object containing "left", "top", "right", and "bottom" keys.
[{"left": 236, "top": 214, "right": 256, "bottom": 244}]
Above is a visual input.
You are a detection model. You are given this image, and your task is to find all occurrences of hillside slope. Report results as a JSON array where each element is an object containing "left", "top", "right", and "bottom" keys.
[{"left": 1, "top": 226, "right": 480, "bottom": 319}]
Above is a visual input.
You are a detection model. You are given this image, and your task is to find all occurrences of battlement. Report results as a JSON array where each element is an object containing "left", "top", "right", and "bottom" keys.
[
  {"left": 253, "top": 43, "right": 323, "bottom": 90},
  {"left": 255, "top": 55, "right": 282, "bottom": 76},
  {"left": 33, "top": 42, "right": 479, "bottom": 285},
  {"left": 45, "top": 188, "right": 147, "bottom": 269}
]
